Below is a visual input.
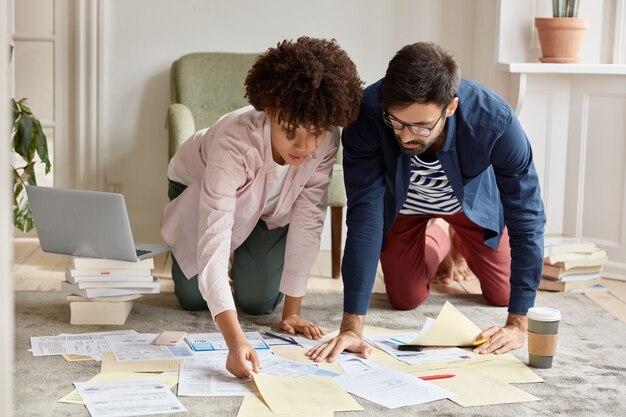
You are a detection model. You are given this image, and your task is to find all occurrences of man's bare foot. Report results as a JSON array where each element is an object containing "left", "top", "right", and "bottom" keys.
[{"left": 433, "top": 227, "right": 476, "bottom": 284}]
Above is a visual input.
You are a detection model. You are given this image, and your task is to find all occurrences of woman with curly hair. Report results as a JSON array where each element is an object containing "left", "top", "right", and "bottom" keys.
[{"left": 161, "top": 37, "right": 362, "bottom": 378}]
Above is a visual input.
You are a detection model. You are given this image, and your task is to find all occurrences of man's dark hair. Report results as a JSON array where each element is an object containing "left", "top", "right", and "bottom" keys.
[
  {"left": 245, "top": 37, "right": 363, "bottom": 136},
  {"left": 381, "top": 42, "right": 460, "bottom": 110}
]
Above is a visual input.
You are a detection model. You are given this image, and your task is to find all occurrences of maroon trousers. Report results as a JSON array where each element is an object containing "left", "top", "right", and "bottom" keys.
[{"left": 380, "top": 212, "right": 511, "bottom": 310}]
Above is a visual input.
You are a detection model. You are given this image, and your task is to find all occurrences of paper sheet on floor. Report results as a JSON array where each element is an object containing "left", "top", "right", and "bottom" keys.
[
  {"left": 260, "top": 355, "right": 340, "bottom": 378},
  {"left": 177, "top": 351, "right": 258, "bottom": 397},
  {"left": 411, "top": 352, "right": 544, "bottom": 384},
  {"left": 74, "top": 378, "right": 186, "bottom": 417},
  {"left": 103, "top": 333, "right": 193, "bottom": 362},
  {"left": 237, "top": 393, "right": 333, "bottom": 417},
  {"left": 428, "top": 372, "right": 541, "bottom": 407},
  {"left": 364, "top": 318, "right": 477, "bottom": 365},
  {"left": 58, "top": 372, "right": 178, "bottom": 404},
  {"left": 335, "top": 357, "right": 453, "bottom": 408},
  {"left": 253, "top": 372, "right": 363, "bottom": 414},
  {"left": 408, "top": 301, "right": 483, "bottom": 347},
  {"left": 186, "top": 331, "right": 270, "bottom": 351},
  {"left": 100, "top": 352, "right": 183, "bottom": 373},
  {"left": 177, "top": 350, "right": 338, "bottom": 397},
  {"left": 30, "top": 330, "right": 138, "bottom": 361}
]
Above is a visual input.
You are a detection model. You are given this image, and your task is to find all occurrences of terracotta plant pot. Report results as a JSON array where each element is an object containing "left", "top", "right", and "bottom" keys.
[{"left": 535, "top": 17, "right": 590, "bottom": 63}]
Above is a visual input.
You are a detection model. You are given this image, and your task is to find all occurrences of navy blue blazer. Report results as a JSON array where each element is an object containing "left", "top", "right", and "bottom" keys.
[{"left": 341, "top": 78, "right": 546, "bottom": 316}]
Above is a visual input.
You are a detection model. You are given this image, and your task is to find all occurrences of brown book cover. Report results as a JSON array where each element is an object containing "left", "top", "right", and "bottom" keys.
[
  {"left": 542, "top": 264, "right": 603, "bottom": 280},
  {"left": 538, "top": 277, "right": 601, "bottom": 292}
]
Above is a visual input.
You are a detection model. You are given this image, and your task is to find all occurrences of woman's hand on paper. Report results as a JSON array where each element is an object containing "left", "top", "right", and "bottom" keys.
[
  {"left": 226, "top": 341, "right": 259, "bottom": 379},
  {"left": 280, "top": 314, "right": 326, "bottom": 340},
  {"left": 215, "top": 310, "right": 259, "bottom": 379}
]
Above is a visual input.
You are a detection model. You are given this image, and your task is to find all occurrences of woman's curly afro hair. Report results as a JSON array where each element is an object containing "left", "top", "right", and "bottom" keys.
[{"left": 245, "top": 37, "right": 363, "bottom": 136}]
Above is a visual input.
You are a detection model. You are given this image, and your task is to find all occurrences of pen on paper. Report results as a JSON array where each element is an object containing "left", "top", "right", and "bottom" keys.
[
  {"left": 419, "top": 374, "right": 455, "bottom": 381},
  {"left": 396, "top": 344, "right": 424, "bottom": 352},
  {"left": 263, "top": 332, "right": 297, "bottom": 345},
  {"left": 472, "top": 338, "right": 489, "bottom": 346}
]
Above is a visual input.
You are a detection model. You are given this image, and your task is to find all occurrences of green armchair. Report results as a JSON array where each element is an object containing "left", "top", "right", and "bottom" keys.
[{"left": 167, "top": 52, "right": 346, "bottom": 278}]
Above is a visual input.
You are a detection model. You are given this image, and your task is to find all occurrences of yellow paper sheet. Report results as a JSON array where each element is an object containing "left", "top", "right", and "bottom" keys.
[
  {"left": 62, "top": 354, "right": 93, "bottom": 362},
  {"left": 253, "top": 373, "right": 362, "bottom": 414},
  {"left": 270, "top": 346, "right": 314, "bottom": 364},
  {"left": 237, "top": 393, "right": 333, "bottom": 417},
  {"left": 429, "top": 373, "right": 541, "bottom": 407},
  {"left": 58, "top": 372, "right": 179, "bottom": 404},
  {"left": 100, "top": 352, "right": 182, "bottom": 373},
  {"left": 411, "top": 353, "right": 543, "bottom": 384},
  {"left": 409, "top": 301, "right": 482, "bottom": 346}
]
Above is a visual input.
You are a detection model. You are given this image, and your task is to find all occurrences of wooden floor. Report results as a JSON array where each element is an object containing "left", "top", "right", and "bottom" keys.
[{"left": 12, "top": 237, "right": 626, "bottom": 324}]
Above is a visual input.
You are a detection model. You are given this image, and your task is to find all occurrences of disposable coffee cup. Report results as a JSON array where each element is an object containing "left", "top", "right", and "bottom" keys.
[{"left": 527, "top": 307, "right": 561, "bottom": 368}]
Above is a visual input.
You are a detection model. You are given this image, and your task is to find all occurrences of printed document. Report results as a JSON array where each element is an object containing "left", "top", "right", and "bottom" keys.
[
  {"left": 74, "top": 378, "right": 186, "bottom": 417},
  {"left": 177, "top": 351, "right": 260, "bottom": 397},
  {"left": 30, "top": 330, "right": 138, "bottom": 361},
  {"left": 59, "top": 372, "right": 178, "bottom": 404},
  {"left": 103, "top": 333, "right": 193, "bottom": 362},
  {"left": 260, "top": 355, "right": 339, "bottom": 378},
  {"left": 335, "top": 357, "right": 454, "bottom": 408},
  {"left": 186, "top": 331, "right": 269, "bottom": 351}
]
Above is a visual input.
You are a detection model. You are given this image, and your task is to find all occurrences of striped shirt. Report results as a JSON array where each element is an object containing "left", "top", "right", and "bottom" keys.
[{"left": 400, "top": 156, "right": 462, "bottom": 216}]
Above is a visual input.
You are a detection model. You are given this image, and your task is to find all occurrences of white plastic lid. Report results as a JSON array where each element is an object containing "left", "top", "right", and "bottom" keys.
[{"left": 527, "top": 307, "right": 561, "bottom": 321}]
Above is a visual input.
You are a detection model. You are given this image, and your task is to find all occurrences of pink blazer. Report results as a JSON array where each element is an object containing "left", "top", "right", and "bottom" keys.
[{"left": 161, "top": 106, "right": 339, "bottom": 319}]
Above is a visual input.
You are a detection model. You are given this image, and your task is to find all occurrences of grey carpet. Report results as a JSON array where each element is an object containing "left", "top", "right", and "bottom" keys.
[{"left": 14, "top": 290, "right": 626, "bottom": 417}]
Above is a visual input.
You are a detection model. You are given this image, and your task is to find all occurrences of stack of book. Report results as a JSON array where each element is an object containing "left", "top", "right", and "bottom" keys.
[
  {"left": 62, "top": 256, "right": 160, "bottom": 324},
  {"left": 540, "top": 237, "right": 609, "bottom": 292}
]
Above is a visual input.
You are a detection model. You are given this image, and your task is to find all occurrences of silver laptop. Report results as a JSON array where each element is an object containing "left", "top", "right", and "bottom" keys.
[{"left": 26, "top": 185, "right": 169, "bottom": 262}]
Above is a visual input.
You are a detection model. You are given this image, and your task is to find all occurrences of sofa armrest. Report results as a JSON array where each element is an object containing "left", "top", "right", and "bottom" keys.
[{"left": 167, "top": 103, "right": 196, "bottom": 159}]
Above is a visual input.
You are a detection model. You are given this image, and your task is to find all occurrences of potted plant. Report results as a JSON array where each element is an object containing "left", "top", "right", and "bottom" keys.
[
  {"left": 535, "top": 0, "right": 589, "bottom": 63},
  {"left": 11, "top": 97, "right": 51, "bottom": 232}
]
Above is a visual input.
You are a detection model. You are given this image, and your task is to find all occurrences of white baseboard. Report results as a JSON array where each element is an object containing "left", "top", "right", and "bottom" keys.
[{"left": 603, "top": 262, "right": 626, "bottom": 281}]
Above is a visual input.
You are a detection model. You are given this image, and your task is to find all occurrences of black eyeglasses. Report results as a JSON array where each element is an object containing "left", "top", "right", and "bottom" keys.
[{"left": 382, "top": 109, "right": 446, "bottom": 138}]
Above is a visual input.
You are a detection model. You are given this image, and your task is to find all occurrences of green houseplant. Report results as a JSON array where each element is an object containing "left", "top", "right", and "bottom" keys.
[
  {"left": 552, "top": 0, "right": 580, "bottom": 17},
  {"left": 11, "top": 97, "right": 51, "bottom": 232},
  {"left": 535, "top": 0, "right": 589, "bottom": 63}
]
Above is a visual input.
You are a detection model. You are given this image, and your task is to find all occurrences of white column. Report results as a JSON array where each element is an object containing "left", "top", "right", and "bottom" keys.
[
  {"left": 75, "top": 0, "right": 105, "bottom": 190},
  {"left": 1, "top": 0, "right": 15, "bottom": 414}
]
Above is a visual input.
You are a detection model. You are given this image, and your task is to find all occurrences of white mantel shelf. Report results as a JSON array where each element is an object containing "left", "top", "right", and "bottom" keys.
[
  {"left": 499, "top": 62, "right": 626, "bottom": 114},
  {"left": 499, "top": 62, "right": 626, "bottom": 75}
]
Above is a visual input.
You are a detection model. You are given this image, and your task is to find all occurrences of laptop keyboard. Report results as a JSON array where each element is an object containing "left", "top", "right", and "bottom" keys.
[{"left": 136, "top": 249, "right": 150, "bottom": 256}]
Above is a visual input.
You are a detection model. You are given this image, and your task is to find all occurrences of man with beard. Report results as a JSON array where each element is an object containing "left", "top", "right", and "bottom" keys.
[{"left": 307, "top": 41, "right": 546, "bottom": 363}]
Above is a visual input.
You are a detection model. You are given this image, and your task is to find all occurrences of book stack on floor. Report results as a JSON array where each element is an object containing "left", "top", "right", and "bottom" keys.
[
  {"left": 540, "top": 237, "right": 609, "bottom": 292},
  {"left": 63, "top": 256, "right": 160, "bottom": 325}
]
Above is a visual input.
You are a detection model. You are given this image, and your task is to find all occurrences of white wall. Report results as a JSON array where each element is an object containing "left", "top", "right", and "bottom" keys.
[
  {"left": 97, "top": 0, "right": 481, "bottom": 245},
  {"left": 497, "top": 0, "right": 616, "bottom": 65},
  {"left": 495, "top": 0, "right": 626, "bottom": 279}
]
